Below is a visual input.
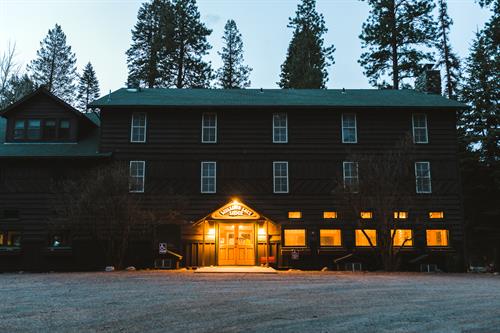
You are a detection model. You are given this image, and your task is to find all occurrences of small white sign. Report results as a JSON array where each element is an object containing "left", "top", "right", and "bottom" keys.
[{"left": 159, "top": 243, "right": 167, "bottom": 254}]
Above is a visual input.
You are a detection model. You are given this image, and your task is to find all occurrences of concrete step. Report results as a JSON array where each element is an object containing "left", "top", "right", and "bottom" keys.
[{"left": 194, "top": 266, "right": 278, "bottom": 274}]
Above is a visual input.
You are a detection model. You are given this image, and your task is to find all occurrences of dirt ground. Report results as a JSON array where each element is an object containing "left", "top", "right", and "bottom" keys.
[{"left": 1, "top": 271, "right": 499, "bottom": 333}]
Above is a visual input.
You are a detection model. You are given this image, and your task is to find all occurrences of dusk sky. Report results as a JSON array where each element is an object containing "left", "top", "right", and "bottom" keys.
[{"left": 0, "top": 0, "right": 493, "bottom": 95}]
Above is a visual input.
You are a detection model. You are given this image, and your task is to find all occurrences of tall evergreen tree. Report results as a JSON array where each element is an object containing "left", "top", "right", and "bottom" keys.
[
  {"left": 0, "top": 74, "right": 35, "bottom": 109},
  {"left": 27, "top": 24, "right": 77, "bottom": 102},
  {"left": 359, "top": 0, "right": 437, "bottom": 89},
  {"left": 279, "top": 0, "right": 335, "bottom": 89},
  {"left": 217, "top": 20, "right": 252, "bottom": 89},
  {"left": 77, "top": 62, "right": 100, "bottom": 111},
  {"left": 436, "top": 0, "right": 460, "bottom": 99}
]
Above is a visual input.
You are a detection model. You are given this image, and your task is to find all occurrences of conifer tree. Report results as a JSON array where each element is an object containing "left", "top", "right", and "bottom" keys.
[
  {"left": 27, "top": 24, "right": 77, "bottom": 102},
  {"left": 217, "top": 20, "right": 252, "bottom": 89},
  {"left": 77, "top": 62, "right": 100, "bottom": 111},
  {"left": 436, "top": 0, "right": 460, "bottom": 99},
  {"left": 358, "top": 0, "right": 437, "bottom": 89},
  {"left": 279, "top": 0, "right": 334, "bottom": 89},
  {"left": 0, "top": 74, "right": 35, "bottom": 109}
]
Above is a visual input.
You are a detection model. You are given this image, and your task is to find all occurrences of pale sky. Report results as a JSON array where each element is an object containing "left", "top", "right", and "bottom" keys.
[{"left": 0, "top": 0, "right": 493, "bottom": 95}]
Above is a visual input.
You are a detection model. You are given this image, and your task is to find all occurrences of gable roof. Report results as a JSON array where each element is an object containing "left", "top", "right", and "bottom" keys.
[{"left": 90, "top": 88, "right": 467, "bottom": 109}]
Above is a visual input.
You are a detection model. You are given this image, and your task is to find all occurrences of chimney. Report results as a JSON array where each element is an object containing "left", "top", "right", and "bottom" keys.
[{"left": 415, "top": 64, "right": 441, "bottom": 95}]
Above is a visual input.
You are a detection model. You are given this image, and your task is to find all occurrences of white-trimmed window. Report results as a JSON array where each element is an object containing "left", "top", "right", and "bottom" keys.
[
  {"left": 412, "top": 114, "right": 428, "bottom": 143},
  {"left": 129, "top": 161, "right": 145, "bottom": 193},
  {"left": 342, "top": 113, "right": 357, "bottom": 143},
  {"left": 415, "top": 161, "right": 432, "bottom": 193},
  {"left": 273, "top": 161, "right": 289, "bottom": 193},
  {"left": 130, "top": 113, "right": 147, "bottom": 143},
  {"left": 343, "top": 161, "right": 359, "bottom": 192},
  {"left": 202, "top": 112, "right": 217, "bottom": 143},
  {"left": 201, "top": 161, "right": 216, "bottom": 193},
  {"left": 273, "top": 113, "right": 288, "bottom": 143}
]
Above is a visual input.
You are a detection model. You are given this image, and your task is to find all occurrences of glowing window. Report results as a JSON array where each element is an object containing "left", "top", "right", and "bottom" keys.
[
  {"left": 288, "top": 211, "right": 302, "bottom": 219},
  {"left": 360, "top": 211, "right": 373, "bottom": 219},
  {"left": 429, "top": 211, "right": 444, "bottom": 219},
  {"left": 426, "top": 230, "right": 449, "bottom": 247},
  {"left": 391, "top": 229, "right": 413, "bottom": 247},
  {"left": 355, "top": 229, "right": 377, "bottom": 246},
  {"left": 284, "top": 229, "right": 306, "bottom": 247},
  {"left": 323, "top": 211, "right": 337, "bottom": 219},
  {"left": 394, "top": 211, "right": 408, "bottom": 219},
  {"left": 320, "top": 229, "right": 342, "bottom": 247}
]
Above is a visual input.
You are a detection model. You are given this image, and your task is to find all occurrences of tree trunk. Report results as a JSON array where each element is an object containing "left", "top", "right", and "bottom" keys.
[{"left": 389, "top": 0, "right": 399, "bottom": 89}]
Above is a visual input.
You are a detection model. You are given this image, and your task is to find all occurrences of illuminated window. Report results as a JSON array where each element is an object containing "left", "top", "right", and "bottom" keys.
[
  {"left": 355, "top": 229, "right": 377, "bottom": 246},
  {"left": 7, "top": 231, "right": 21, "bottom": 247},
  {"left": 429, "top": 211, "right": 444, "bottom": 219},
  {"left": 343, "top": 161, "right": 359, "bottom": 192},
  {"left": 273, "top": 113, "right": 288, "bottom": 143},
  {"left": 129, "top": 161, "right": 145, "bottom": 193},
  {"left": 284, "top": 229, "right": 306, "bottom": 247},
  {"left": 394, "top": 211, "right": 408, "bottom": 219},
  {"left": 202, "top": 112, "right": 217, "bottom": 143},
  {"left": 412, "top": 113, "right": 428, "bottom": 144},
  {"left": 130, "top": 113, "right": 146, "bottom": 143},
  {"left": 273, "top": 161, "right": 289, "bottom": 193},
  {"left": 342, "top": 113, "right": 357, "bottom": 143},
  {"left": 391, "top": 229, "right": 413, "bottom": 247},
  {"left": 360, "top": 211, "right": 373, "bottom": 219},
  {"left": 288, "top": 211, "right": 302, "bottom": 219},
  {"left": 201, "top": 161, "right": 216, "bottom": 193},
  {"left": 415, "top": 162, "right": 432, "bottom": 193},
  {"left": 323, "top": 211, "right": 337, "bottom": 219},
  {"left": 426, "top": 230, "right": 449, "bottom": 247},
  {"left": 320, "top": 229, "right": 342, "bottom": 247}
]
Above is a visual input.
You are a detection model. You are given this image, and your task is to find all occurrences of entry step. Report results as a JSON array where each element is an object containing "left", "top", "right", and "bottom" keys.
[{"left": 194, "top": 266, "right": 277, "bottom": 274}]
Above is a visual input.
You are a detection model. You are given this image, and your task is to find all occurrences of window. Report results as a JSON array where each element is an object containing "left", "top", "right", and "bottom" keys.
[
  {"left": 415, "top": 162, "right": 432, "bottom": 193},
  {"left": 43, "top": 119, "right": 57, "bottom": 139},
  {"left": 14, "top": 120, "right": 25, "bottom": 139},
  {"left": 342, "top": 113, "right": 357, "bottom": 143},
  {"left": 429, "top": 211, "right": 444, "bottom": 219},
  {"left": 288, "top": 211, "right": 302, "bottom": 219},
  {"left": 129, "top": 161, "right": 145, "bottom": 193},
  {"left": 360, "top": 211, "right": 373, "bottom": 219},
  {"left": 2, "top": 231, "right": 21, "bottom": 247},
  {"left": 284, "top": 229, "right": 306, "bottom": 247},
  {"left": 202, "top": 113, "right": 217, "bottom": 143},
  {"left": 273, "top": 161, "right": 289, "bottom": 193},
  {"left": 201, "top": 161, "right": 216, "bottom": 193},
  {"left": 394, "top": 211, "right": 408, "bottom": 219},
  {"left": 426, "top": 229, "right": 449, "bottom": 247},
  {"left": 27, "top": 119, "right": 41, "bottom": 140},
  {"left": 273, "top": 113, "right": 287, "bottom": 143},
  {"left": 392, "top": 229, "right": 413, "bottom": 247},
  {"left": 130, "top": 113, "right": 147, "bottom": 143},
  {"left": 355, "top": 229, "right": 377, "bottom": 246},
  {"left": 343, "top": 161, "right": 359, "bottom": 192},
  {"left": 412, "top": 114, "right": 428, "bottom": 143},
  {"left": 320, "top": 229, "right": 342, "bottom": 247},
  {"left": 49, "top": 232, "right": 70, "bottom": 247},
  {"left": 59, "top": 119, "right": 71, "bottom": 139},
  {"left": 323, "top": 211, "right": 337, "bottom": 219}
]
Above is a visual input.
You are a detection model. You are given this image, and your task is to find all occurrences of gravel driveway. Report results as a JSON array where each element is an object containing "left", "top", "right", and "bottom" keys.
[{"left": 1, "top": 271, "right": 499, "bottom": 333}]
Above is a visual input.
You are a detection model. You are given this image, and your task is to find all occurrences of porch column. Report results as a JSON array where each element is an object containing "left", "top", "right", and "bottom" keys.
[
  {"left": 266, "top": 219, "right": 270, "bottom": 267},
  {"left": 202, "top": 220, "right": 206, "bottom": 267}
]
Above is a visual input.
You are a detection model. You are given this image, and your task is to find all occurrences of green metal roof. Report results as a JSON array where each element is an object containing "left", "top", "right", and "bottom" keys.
[
  {"left": 90, "top": 88, "right": 467, "bottom": 109},
  {"left": 0, "top": 116, "right": 110, "bottom": 159}
]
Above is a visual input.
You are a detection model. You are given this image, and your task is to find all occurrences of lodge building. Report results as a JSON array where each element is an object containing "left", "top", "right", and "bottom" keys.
[{"left": 0, "top": 85, "right": 466, "bottom": 271}]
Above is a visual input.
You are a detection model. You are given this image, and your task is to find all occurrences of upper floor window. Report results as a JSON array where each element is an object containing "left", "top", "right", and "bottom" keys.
[
  {"left": 59, "top": 119, "right": 71, "bottom": 139},
  {"left": 130, "top": 113, "right": 147, "bottom": 143},
  {"left": 0, "top": 231, "right": 21, "bottom": 247},
  {"left": 43, "top": 119, "right": 57, "bottom": 139},
  {"left": 273, "top": 113, "right": 288, "bottom": 143},
  {"left": 415, "top": 161, "right": 432, "bottom": 194},
  {"left": 14, "top": 118, "right": 72, "bottom": 141},
  {"left": 426, "top": 229, "right": 449, "bottom": 247},
  {"left": 320, "top": 229, "right": 342, "bottom": 247},
  {"left": 412, "top": 114, "right": 428, "bottom": 143},
  {"left": 392, "top": 229, "right": 413, "bottom": 247},
  {"left": 201, "top": 161, "right": 216, "bottom": 193},
  {"left": 343, "top": 161, "right": 359, "bottom": 192},
  {"left": 202, "top": 113, "right": 217, "bottom": 143},
  {"left": 342, "top": 113, "right": 357, "bottom": 143},
  {"left": 14, "top": 120, "right": 26, "bottom": 139},
  {"left": 273, "top": 161, "right": 289, "bottom": 193},
  {"left": 27, "top": 120, "right": 41, "bottom": 139},
  {"left": 284, "top": 229, "right": 306, "bottom": 247},
  {"left": 129, "top": 161, "right": 145, "bottom": 193}
]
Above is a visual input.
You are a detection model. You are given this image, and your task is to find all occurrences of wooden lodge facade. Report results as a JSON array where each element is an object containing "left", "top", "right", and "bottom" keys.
[{"left": 0, "top": 86, "right": 467, "bottom": 271}]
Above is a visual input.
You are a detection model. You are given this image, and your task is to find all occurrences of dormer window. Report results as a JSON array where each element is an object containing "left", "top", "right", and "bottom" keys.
[
  {"left": 27, "top": 120, "right": 42, "bottom": 139},
  {"left": 59, "top": 119, "right": 71, "bottom": 139},
  {"left": 43, "top": 119, "right": 57, "bottom": 139},
  {"left": 14, "top": 120, "right": 25, "bottom": 139},
  {"left": 11, "top": 118, "right": 72, "bottom": 141}
]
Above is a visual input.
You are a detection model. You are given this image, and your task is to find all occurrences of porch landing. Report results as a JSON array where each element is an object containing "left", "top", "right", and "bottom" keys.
[{"left": 194, "top": 266, "right": 278, "bottom": 274}]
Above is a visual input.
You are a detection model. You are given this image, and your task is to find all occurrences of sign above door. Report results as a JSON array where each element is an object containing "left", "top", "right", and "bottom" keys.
[{"left": 211, "top": 200, "right": 261, "bottom": 220}]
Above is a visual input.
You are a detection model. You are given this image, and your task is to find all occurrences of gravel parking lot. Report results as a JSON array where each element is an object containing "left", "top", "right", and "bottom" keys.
[{"left": 1, "top": 270, "right": 499, "bottom": 333}]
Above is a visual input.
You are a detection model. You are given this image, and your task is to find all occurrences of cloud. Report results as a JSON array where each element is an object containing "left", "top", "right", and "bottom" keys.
[{"left": 204, "top": 14, "right": 221, "bottom": 25}]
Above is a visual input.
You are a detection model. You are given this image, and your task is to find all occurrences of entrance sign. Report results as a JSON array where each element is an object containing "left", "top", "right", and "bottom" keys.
[
  {"left": 159, "top": 243, "right": 167, "bottom": 254},
  {"left": 211, "top": 201, "right": 260, "bottom": 220}
]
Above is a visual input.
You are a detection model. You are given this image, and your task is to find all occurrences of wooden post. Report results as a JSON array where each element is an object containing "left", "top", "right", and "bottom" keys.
[
  {"left": 266, "top": 219, "right": 270, "bottom": 267},
  {"left": 202, "top": 220, "right": 206, "bottom": 267}
]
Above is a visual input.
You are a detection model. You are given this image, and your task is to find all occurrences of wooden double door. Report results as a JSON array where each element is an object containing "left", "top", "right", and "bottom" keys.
[{"left": 218, "top": 224, "right": 255, "bottom": 266}]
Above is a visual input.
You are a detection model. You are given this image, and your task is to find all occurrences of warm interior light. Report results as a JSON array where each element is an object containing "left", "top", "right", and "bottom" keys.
[
  {"left": 391, "top": 229, "right": 413, "bottom": 246},
  {"left": 360, "top": 211, "right": 373, "bottom": 219},
  {"left": 355, "top": 229, "right": 377, "bottom": 246},
  {"left": 258, "top": 228, "right": 266, "bottom": 241},
  {"left": 394, "top": 211, "right": 408, "bottom": 219},
  {"left": 207, "top": 227, "right": 215, "bottom": 240},
  {"left": 323, "top": 211, "right": 337, "bottom": 219},
  {"left": 429, "top": 211, "right": 444, "bottom": 219},
  {"left": 231, "top": 198, "right": 240, "bottom": 204},
  {"left": 426, "top": 229, "right": 449, "bottom": 246},
  {"left": 288, "top": 211, "right": 302, "bottom": 219}
]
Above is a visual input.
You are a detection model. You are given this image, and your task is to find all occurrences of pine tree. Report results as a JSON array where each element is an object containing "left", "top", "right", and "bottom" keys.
[
  {"left": 217, "top": 20, "right": 252, "bottom": 89},
  {"left": 0, "top": 74, "right": 35, "bottom": 109},
  {"left": 436, "top": 0, "right": 460, "bottom": 99},
  {"left": 359, "top": 0, "right": 437, "bottom": 89},
  {"left": 279, "top": 0, "right": 334, "bottom": 89},
  {"left": 27, "top": 24, "right": 77, "bottom": 102},
  {"left": 77, "top": 62, "right": 100, "bottom": 111}
]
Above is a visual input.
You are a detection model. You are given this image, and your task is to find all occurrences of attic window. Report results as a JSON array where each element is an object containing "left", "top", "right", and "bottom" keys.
[{"left": 59, "top": 119, "right": 71, "bottom": 139}]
